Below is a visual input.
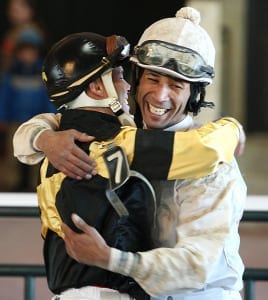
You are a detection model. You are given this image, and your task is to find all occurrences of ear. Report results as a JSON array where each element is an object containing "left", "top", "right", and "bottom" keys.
[{"left": 88, "top": 79, "right": 107, "bottom": 98}]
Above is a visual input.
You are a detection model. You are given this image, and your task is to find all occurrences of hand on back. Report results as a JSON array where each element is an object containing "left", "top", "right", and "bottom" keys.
[{"left": 37, "top": 129, "right": 97, "bottom": 179}]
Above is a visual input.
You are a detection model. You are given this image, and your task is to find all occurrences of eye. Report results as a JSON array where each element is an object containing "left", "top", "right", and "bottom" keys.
[
  {"left": 146, "top": 76, "right": 159, "bottom": 84},
  {"left": 169, "top": 82, "right": 184, "bottom": 90},
  {"left": 145, "top": 72, "right": 159, "bottom": 82},
  {"left": 174, "top": 84, "right": 183, "bottom": 89}
]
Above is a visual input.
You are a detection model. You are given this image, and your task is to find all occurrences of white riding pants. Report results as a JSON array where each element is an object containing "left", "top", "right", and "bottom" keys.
[{"left": 51, "top": 286, "right": 132, "bottom": 300}]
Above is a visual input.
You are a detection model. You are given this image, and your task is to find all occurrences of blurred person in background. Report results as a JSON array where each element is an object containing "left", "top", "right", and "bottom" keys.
[
  {"left": 0, "top": 0, "right": 49, "bottom": 191},
  {"left": 0, "top": 28, "right": 56, "bottom": 192},
  {"left": 0, "top": 0, "right": 48, "bottom": 72}
]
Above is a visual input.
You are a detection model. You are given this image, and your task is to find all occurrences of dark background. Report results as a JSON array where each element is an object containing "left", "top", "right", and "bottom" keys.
[
  {"left": 0, "top": 1, "right": 185, "bottom": 48},
  {"left": 246, "top": 0, "right": 268, "bottom": 132}
]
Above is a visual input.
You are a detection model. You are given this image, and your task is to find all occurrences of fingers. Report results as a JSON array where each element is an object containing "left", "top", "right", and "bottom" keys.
[
  {"left": 57, "top": 165, "right": 92, "bottom": 180},
  {"left": 235, "top": 127, "right": 246, "bottom": 157},
  {"left": 71, "top": 214, "right": 100, "bottom": 238},
  {"left": 61, "top": 222, "right": 72, "bottom": 238},
  {"left": 235, "top": 142, "right": 245, "bottom": 157},
  {"left": 41, "top": 129, "right": 98, "bottom": 179},
  {"left": 71, "top": 145, "right": 97, "bottom": 170},
  {"left": 62, "top": 215, "right": 110, "bottom": 268},
  {"left": 72, "top": 130, "right": 96, "bottom": 143},
  {"left": 234, "top": 137, "right": 245, "bottom": 157},
  {"left": 59, "top": 149, "right": 97, "bottom": 180},
  {"left": 67, "top": 130, "right": 97, "bottom": 178},
  {"left": 71, "top": 213, "right": 91, "bottom": 234}
]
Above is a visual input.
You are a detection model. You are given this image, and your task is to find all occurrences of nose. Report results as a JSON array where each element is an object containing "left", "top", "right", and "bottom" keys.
[
  {"left": 153, "top": 84, "right": 170, "bottom": 103},
  {"left": 127, "top": 81, "right": 131, "bottom": 92},
  {"left": 124, "top": 79, "right": 131, "bottom": 93}
]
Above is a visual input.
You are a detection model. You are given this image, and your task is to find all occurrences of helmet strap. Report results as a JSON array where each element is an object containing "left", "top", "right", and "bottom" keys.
[
  {"left": 101, "top": 70, "right": 136, "bottom": 127},
  {"left": 59, "top": 69, "right": 136, "bottom": 127},
  {"left": 58, "top": 69, "right": 118, "bottom": 110},
  {"left": 58, "top": 91, "right": 111, "bottom": 110}
]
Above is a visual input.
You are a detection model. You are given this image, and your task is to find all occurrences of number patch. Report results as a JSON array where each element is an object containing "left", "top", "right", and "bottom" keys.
[{"left": 103, "top": 145, "right": 130, "bottom": 190}]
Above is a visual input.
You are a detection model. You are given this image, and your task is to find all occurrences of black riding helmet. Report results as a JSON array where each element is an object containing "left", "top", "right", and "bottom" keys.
[{"left": 42, "top": 32, "right": 130, "bottom": 109}]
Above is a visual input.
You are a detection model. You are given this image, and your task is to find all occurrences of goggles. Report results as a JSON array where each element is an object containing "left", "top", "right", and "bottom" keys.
[
  {"left": 133, "top": 40, "right": 214, "bottom": 79},
  {"left": 106, "top": 34, "right": 130, "bottom": 61}
]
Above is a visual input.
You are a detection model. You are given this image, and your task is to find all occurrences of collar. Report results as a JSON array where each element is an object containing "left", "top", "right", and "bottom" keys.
[{"left": 163, "top": 115, "right": 195, "bottom": 132}]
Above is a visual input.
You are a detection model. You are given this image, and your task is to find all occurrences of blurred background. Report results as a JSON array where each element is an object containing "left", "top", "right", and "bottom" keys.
[{"left": 0, "top": 0, "right": 267, "bottom": 299}]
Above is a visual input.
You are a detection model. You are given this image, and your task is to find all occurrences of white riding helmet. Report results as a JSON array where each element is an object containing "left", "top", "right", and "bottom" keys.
[{"left": 131, "top": 6, "right": 215, "bottom": 84}]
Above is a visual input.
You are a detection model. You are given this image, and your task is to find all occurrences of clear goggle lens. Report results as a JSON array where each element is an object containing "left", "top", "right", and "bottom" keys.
[{"left": 134, "top": 41, "right": 214, "bottom": 79}]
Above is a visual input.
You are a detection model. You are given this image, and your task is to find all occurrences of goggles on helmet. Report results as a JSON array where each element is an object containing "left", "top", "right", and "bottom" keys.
[{"left": 133, "top": 40, "right": 214, "bottom": 80}]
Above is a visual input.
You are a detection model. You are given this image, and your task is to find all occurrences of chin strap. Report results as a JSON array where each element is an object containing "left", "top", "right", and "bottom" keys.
[
  {"left": 101, "top": 70, "right": 137, "bottom": 127},
  {"left": 58, "top": 69, "right": 137, "bottom": 127},
  {"left": 58, "top": 91, "right": 111, "bottom": 109}
]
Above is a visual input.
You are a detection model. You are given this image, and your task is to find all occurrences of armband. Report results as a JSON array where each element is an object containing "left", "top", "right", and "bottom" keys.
[{"left": 30, "top": 127, "right": 49, "bottom": 152}]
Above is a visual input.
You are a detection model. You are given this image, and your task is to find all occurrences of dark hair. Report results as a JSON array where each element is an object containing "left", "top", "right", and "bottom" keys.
[{"left": 187, "top": 82, "right": 215, "bottom": 115}]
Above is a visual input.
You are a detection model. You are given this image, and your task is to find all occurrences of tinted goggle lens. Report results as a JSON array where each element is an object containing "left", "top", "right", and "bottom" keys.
[{"left": 134, "top": 41, "right": 214, "bottom": 78}]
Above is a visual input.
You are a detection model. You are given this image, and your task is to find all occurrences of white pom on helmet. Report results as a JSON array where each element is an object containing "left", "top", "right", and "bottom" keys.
[{"left": 131, "top": 7, "right": 215, "bottom": 84}]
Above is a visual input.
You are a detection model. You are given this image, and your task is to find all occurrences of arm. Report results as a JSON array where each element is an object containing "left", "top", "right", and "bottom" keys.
[
  {"left": 13, "top": 113, "right": 97, "bottom": 179},
  {"left": 62, "top": 161, "right": 247, "bottom": 296},
  {"left": 90, "top": 117, "right": 243, "bottom": 179},
  {"left": 13, "top": 113, "right": 61, "bottom": 164},
  {"left": 13, "top": 114, "right": 243, "bottom": 179},
  {"left": 108, "top": 162, "right": 247, "bottom": 295}
]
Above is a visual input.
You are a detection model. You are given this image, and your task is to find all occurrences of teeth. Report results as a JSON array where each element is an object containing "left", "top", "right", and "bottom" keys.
[{"left": 149, "top": 103, "right": 167, "bottom": 116}]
